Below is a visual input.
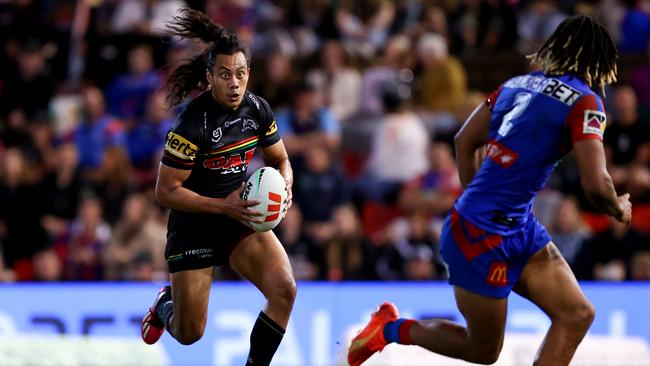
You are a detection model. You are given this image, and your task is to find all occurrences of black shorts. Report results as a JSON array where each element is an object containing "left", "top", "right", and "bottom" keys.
[{"left": 165, "top": 210, "right": 254, "bottom": 273}]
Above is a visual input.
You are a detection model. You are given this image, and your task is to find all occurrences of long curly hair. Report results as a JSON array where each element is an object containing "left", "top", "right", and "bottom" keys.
[
  {"left": 527, "top": 15, "right": 618, "bottom": 94},
  {"left": 165, "top": 8, "right": 251, "bottom": 106}
]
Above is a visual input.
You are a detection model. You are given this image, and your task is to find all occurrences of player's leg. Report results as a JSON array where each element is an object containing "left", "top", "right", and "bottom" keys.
[
  {"left": 142, "top": 212, "right": 220, "bottom": 345},
  {"left": 348, "top": 288, "right": 507, "bottom": 366},
  {"left": 166, "top": 267, "right": 215, "bottom": 344},
  {"left": 141, "top": 266, "right": 214, "bottom": 345},
  {"left": 514, "top": 243, "right": 595, "bottom": 366},
  {"left": 409, "top": 287, "right": 507, "bottom": 364},
  {"left": 349, "top": 209, "right": 509, "bottom": 366},
  {"left": 229, "top": 230, "right": 297, "bottom": 366}
]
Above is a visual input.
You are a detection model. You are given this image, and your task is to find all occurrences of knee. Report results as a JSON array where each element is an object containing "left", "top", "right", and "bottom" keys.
[
  {"left": 175, "top": 320, "right": 206, "bottom": 345},
  {"left": 561, "top": 302, "right": 596, "bottom": 332},
  {"left": 268, "top": 276, "right": 297, "bottom": 310},
  {"left": 570, "top": 301, "right": 596, "bottom": 332},
  {"left": 468, "top": 344, "right": 501, "bottom": 365}
]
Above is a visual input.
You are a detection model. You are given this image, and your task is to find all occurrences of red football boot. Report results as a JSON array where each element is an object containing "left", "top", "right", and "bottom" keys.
[
  {"left": 141, "top": 285, "right": 171, "bottom": 345},
  {"left": 348, "top": 302, "right": 400, "bottom": 366}
]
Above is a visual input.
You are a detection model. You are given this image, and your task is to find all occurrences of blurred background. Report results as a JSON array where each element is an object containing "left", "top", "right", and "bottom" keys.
[{"left": 0, "top": 0, "right": 650, "bottom": 365}]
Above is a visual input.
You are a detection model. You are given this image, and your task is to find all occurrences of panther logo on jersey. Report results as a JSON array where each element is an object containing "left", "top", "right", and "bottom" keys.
[{"left": 242, "top": 118, "right": 258, "bottom": 132}]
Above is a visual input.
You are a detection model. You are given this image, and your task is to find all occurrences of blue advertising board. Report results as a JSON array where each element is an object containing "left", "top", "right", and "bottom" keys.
[{"left": 0, "top": 282, "right": 649, "bottom": 365}]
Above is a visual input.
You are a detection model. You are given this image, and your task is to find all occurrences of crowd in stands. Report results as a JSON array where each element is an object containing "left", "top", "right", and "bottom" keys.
[{"left": 0, "top": 0, "right": 649, "bottom": 283}]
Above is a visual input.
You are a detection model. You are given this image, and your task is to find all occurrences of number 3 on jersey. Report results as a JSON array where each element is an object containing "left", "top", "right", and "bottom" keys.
[{"left": 498, "top": 92, "right": 531, "bottom": 137}]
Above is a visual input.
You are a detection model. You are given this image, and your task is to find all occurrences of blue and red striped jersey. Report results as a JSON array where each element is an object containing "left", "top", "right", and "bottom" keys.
[{"left": 455, "top": 71, "right": 607, "bottom": 235}]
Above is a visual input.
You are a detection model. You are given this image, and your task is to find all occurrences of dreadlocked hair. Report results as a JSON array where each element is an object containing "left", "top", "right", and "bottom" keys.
[
  {"left": 527, "top": 15, "right": 618, "bottom": 94},
  {"left": 165, "top": 8, "right": 251, "bottom": 106}
]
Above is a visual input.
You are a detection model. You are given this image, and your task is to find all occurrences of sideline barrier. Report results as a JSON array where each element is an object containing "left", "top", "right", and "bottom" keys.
[{"left": 0, "top": 282, "right": 649, "bottom": 365}]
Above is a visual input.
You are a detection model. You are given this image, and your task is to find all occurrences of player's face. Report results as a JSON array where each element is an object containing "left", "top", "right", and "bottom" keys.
[{"left": 208, "top": 52, "right": 250, "bottom": 110}]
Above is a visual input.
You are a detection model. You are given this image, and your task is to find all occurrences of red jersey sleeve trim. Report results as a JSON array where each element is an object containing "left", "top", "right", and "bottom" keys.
[
  {"left": 485, "top": 84, "right": 504, "bottom": 112},
  {"left": 564, "top": 94, "right": 606, "bottom": 144}
]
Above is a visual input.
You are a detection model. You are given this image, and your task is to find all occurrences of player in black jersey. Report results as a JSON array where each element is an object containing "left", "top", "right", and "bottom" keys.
[{"left": 140, "top": 9, "right": 296, "bottom": 366}]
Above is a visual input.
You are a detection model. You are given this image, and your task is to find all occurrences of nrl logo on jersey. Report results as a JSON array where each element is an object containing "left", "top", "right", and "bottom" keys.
[
  {"left": 582, "top": 110, "right": 606, "bottom": 137},
  {"left": 212, "top": 127, "right": 223, "bottom": 143}
]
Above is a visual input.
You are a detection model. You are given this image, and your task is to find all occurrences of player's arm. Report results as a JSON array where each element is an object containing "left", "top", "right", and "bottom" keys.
[
  {"left": 155, "top": 164, "right": 262, "bottom": 224},
  {"left": 454, "top": 102, "right": 491, "bottom": 189},
  {"left": 261, "top": 140, "right": 294, "bottom": 211},
  {"left": 568, "top": 94, "right": 631, "bottom": 225},
  {"left": 573, "top": 140, "right": 631, "bottom": 225}
]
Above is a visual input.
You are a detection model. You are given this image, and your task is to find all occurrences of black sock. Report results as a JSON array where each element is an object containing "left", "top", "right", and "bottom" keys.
[
  {"left": 246, "top": 311, "right": 285, "bottom": 366},
  {"left": 155, "top": 292, "right": 174, "bottom": 332}
]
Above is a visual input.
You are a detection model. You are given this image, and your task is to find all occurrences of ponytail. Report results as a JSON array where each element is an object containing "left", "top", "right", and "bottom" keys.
[
  {"left": 166, "top": 51, "right": 210, "bottom": 107},
  {"left": 165, "top": 8, "right": 250, "bottom": 106},
  {"left": 167, "top": 8, "right": 225, "bottom": 43}
]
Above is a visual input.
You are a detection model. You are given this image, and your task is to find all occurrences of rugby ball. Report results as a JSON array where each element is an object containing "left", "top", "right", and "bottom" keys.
[{"left": 241, "top": 167, "right": 288, "bottom": 232}]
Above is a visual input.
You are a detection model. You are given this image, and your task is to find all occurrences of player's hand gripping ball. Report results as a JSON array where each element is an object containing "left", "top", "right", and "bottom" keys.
[{"left": 241, "top": 167, "right": 288, "bottom": 232}]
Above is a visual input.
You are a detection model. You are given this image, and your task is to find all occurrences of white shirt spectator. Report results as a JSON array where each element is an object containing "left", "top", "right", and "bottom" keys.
[
  {"left": 369, "top": 111, "right": 429, "bottom": 182},
  {"left": 112, "top": 0, "right": 186, "bottom": 36}
]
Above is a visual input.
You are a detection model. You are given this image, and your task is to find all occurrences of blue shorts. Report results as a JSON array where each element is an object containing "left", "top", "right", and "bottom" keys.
[{"left": 440, "top": 209, "right": 551, "bottom": 298}]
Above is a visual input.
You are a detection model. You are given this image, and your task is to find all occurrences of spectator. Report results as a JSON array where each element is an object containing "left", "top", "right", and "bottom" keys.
[
  {"left": 630, "top": 251, "right": 650, "bottom": 280},
  {"left": 92, "top": 146, "right": 137, "bottom": 224},
  {"left": 103, "top": 193, "right": 166, "bottom": 281},
  {"left": 275, "top": 206, "right": 323, "bottom": 280},
  {"left": 605, "top": 86, "right": 650, "bottom": 166},
  {"left": 618, "top": 0, "right": 650, "bottom": 54},
  {"left": 416, "top": 5, "right": 448, "bottom": 38},
  {"left": 249, "top": 52, "right": 298, "bottom": 109},
  {"left": 32, "top": 247, "right": 63, "bottom": 282},
  {"left": 376, "top": 211, "right": 444, "bottom": 281},
  {"left": 549, "top": 196, "right": 592, "bottom": 267},
  {"left": 64, "top": 196, "right": 110, "bottom": 281},
  {"left": 362, "top": 84, "right": 429, "bottom": 202},
  {"left": 413, "top": 33, "right": 467, "bottom": 113},
  {"left": 307, "top": 39, "right": 362, "bottom": 121},
  {"left": 275, "top": 80, "right": 341, "bottom": 157},
  {"left": 336, "top": 0, "right": 396, "bottom": 57},
  {"left": 111, "top": 0, "right": 186, "bottom": 36},
  {"left": 399, "top": 142, "right": 461, "bottom": 216},
  {"left": 293, "top": 143, "right": 350, "bottom": 243},
  {"left": 578, "top": 217, "right": 650, "bottom": 280},
  {"left": 1, "top": 37, "right": 55, "bottom": 119},
  {"left": 449, "top": 0, "right": 517, "bottom": 54},
  {"left": 516, "top": 0, "right": 567, "bottom": 54},
  {"left": 0, "top": 148, "right": 49, "bottom": 269},
  {"left": 205, "top": 0, "right": 255, "bottom": 39},
  {"left": 0, "top": 109, "right": 31, "bottom": 149},
  {"left": 72, "top": 86, "right": 125, "bottom": 177},
  {"left": 325, "top": 204, "right": 377, "bottom": 281},
  {"left": 605, "top": 86, "right": 650, "bottom": 203},
  {"left": 360, "top": 34, "right": 413, "bottom": 115},
  {"left": 126, "top": 91, "right": 173, "bottom": 173},
  {"left": 629, "top": 42, "right": 650, "bottom": 112},
  {"left": 0, "top": 248, "right": 15, "bottom": 282},
  {"left": 105, "top": 44, "right": 162, "bottom": 121},
  {"left": 623, "top": 164, "right": 650, "bottom": 203},
  {"left": 130, "top": 251, "right": 158, "bottom": 281},
  {"left": 41, "top": 142, "right": 86, "bottom": 237}
]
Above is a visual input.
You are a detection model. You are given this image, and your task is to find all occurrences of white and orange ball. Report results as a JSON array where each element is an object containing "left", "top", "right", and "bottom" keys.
[{"left": 241, "top": 167, "right": 287, "bottom": 232}]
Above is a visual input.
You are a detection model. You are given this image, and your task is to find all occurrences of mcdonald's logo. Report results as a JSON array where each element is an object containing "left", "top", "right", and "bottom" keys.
[{"left": 486, "top": 262, "right": 508, "bottom": 287}]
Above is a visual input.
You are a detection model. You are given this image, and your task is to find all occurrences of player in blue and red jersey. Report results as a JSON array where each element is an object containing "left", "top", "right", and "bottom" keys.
[{"left": 349, "top": 16, "right": 632, "bottom": 366}]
